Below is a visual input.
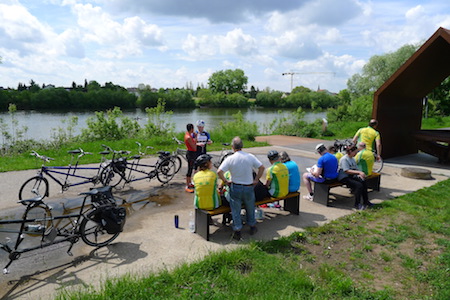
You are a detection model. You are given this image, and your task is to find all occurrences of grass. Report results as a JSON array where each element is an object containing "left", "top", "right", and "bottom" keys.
[
  {"left": 56, "top": 179, "right": 450, "bottom": 299},
  {"left": 0, "top": 137, "right": 267, "bottom": 172}
]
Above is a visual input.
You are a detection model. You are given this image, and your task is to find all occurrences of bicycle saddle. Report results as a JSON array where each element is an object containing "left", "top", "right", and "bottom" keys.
[
  {"left": 158, "top": 151, "right": 171, "bottom": 156},
  {"left": 18, "top": 196, "right": 44, "bottom": 205},
  {"left": 79, "top": 186, "right": 112, "bottom": 196}
]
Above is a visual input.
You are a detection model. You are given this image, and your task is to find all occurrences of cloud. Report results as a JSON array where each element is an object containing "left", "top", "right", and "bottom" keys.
[
  {"left": 105, "top": 0, "right": 307, "bottom": 23},
  {"left": 219, "top": 28, "right": 257, "bottom": 56},
  {"left": 71, "top": 3, "right": 164, "bottom": 58}
]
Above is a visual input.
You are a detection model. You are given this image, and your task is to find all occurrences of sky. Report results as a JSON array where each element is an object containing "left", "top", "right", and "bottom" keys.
[{"left": 0, "top": 0, "right": 449, "bottom": 93}]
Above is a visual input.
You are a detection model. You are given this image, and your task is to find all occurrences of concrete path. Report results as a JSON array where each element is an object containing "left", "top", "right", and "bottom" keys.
[{"left": 1, "top": 135, "right": 449, "bottom": 299}]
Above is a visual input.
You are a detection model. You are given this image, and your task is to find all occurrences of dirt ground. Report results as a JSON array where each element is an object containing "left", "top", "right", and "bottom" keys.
[{"left": 1, "top": 135, "right": 450, "bottom": 299}]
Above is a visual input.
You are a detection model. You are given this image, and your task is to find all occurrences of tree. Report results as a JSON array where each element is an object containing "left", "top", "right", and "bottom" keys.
[
  {"left": 208, "top": 69, "right": 248, "bottom": 94},
  {"left": 347, "top": 44, "right": 418, "bottom": 97}
]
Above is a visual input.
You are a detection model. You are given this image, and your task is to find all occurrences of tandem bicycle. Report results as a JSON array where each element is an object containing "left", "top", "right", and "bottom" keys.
[
  {"left": 0, "top": 186, "right": 125, "bottom": 274},
  {"left": 99, "top": 145, "right": 177, "bottom": 189},
  {"left": 18, "top": 149, "right": 108, "bottom": 201}
]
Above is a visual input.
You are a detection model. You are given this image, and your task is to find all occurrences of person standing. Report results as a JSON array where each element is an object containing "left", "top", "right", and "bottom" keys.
[
  {"left": 352, "top": 119, "right": 382, "bottom": 161},
  {"left": 184, "top": 123, "right": 197, "bottom": 193},
  {"left": 280, "top": 151, "right": 300, "bottom": 193},
  {"left": 338, "top": 144, "right": 373, "bottom": 210},
  {"left": 217, "top": 136, "right": 264, "bottom": 241},
  {"left": 266, "top": 150, "right": 289, "bottom": 198},
  {"left": 302, "top": 143, "right": 339, "bottom": 201},
  {"left": 193, "top": 154, "right": 220, "bottom": 210},
  {"left": 195, "top": 120, "right": 212, "bottom": 155}
]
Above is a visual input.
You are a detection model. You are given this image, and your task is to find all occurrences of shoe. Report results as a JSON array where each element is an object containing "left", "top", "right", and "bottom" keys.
[
  {"left": 260, "top": 204, "right": 268, "bottom": 208},
  {"left": 274, "top": 204, "right": 281, "bottom": 208},
  {"left": 303, "top": 194, "right": 314, "bottom": 201},
  {"left": 185, "top": 187, "right": 194, "bottom": 193},
  {"left": 188, "top": 183, "right": 195, "bottom": 188},
  {"left": 232, "top": 231, "right": 242, "bottom": 241},
  {"left": 366, "top": 201, "right": 374, "bottom": 208},
  {"left": 353, "top": 204, "right": 365, "bottom": 211},
  {"left": 250, "top": 226, "right": 258, "bottom": 235}
]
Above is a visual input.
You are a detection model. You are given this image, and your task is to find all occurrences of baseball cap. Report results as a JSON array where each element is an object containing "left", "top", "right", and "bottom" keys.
[{"left": 315, "top": 143, "right": 326, "bottom": 154}]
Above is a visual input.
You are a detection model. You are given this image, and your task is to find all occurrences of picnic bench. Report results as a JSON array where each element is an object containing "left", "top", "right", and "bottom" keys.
[
  {"left": 413, "top": 130, "right": 450, "bottom": 163},
  {"left": 312, "top": 173, "right": 381, "bottom": 206},
  {"left": 195, "top": 192, "right": 300, "bottom": 241}
]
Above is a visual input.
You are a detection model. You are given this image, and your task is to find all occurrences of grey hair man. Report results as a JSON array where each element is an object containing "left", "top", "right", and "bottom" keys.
[{"left": 217, "top": 136, "right": 265, "bottom": 241}]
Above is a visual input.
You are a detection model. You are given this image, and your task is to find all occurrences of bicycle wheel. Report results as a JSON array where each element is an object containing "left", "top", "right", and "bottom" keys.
[
  {"left": 172, "top": 155, "right": 182, "bottom": 174},
  {"left": 24, "top": 204, "right": 52, "bottom": 237},
  {"left": 100, "top": 168, "right": 123, "bottom": 188},
  {"left": 156, "top": 159, "right": 176, "bottom": 183},
  {"left": 80, "top": 208, "right": 119, "bottom": 247},
  {"left": 373, "top": 157, "right": 384, "bottom": 173},
  {"left": 219, "top": 152, "right": 233, "bottom": 165},
  {"left": 19, "top": 176, "right": 49, "bottom": 201}
]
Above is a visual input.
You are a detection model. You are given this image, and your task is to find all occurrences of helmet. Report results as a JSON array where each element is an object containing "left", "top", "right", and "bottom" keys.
[
  {"left": 196, "top": 120, "right": 205, "bottom": 127},
  {"left": 315, "top": 143, "right": 326, "bottom": 154},
  {"left": 267, "top": 150, "right": 279, "bottom": 161},
  {"left": 195, "top": 154, "right": 212, "bottom": 167}
]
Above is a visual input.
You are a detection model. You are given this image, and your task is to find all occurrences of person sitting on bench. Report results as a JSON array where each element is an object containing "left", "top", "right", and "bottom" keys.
[
  {"left": 193, "top": 154, "right": 221, "bottom": 210},
  {"left": 280, "top": 151, "right": 300, "bottom": 193},
  {"left": 302, "top": 143, "right": 339, "bottom": 201},
  {"left": 338, "top": 144, "right": 373, "bottom": 210},
  {"left": 355, "top": 142, "right": 374, "bottom": 176}
]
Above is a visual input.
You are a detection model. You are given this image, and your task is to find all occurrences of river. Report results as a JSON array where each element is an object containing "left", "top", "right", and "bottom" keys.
[{"left": 0, "top": 108, "right": 327, "bottom": 141}]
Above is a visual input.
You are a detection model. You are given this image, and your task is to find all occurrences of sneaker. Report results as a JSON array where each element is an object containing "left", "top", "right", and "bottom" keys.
[
  {"left": 366, "top": 201, "right": 374, "bottom": 208},
  {"left": 232, "top": 231, "right": 242, "bottom": 241},
  {"left": 250, "top": 226, "right": 258, "bottom": 235},
  {"left": 188, "top": 183, "right": 195, "bottom": 188},
  {"left": 303, "top": 194, "right": 314, "bottom": 201},
  {"left": 185, "top": 187, "right": 194, "bottom": 193},
  {"left": 274, "top": 204, "right": 281, "bottom": 208},
  {"left": 353, "top": 203, "right": 365, "bottom": 211}
]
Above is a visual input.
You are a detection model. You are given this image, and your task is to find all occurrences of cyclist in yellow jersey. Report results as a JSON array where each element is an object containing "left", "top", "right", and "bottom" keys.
[
  {"left": 193, "top": 154, "right": 220, "bottom": 210},
  {"left": 265, "top": 150, "right": 289, "bottom": 198},
  {"left": 355, "top": 142, "right": 374, "bottom": 175},
  {"left": 352, "top": 119, "right": 382, "bottom": 161}
]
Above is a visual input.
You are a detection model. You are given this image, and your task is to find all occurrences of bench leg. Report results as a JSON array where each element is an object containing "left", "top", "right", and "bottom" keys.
[
  {"left": 366, "top": 176, "right": 380, "bottom": 191},
  {"left": 283, "top": 194, "right": 300, "bottom": 215},
  {"left": 313, "top": 183, "right": 330, "bottom": 206},
  {"left": 195, "top": 209, "right": 210, "bottom": 241}
]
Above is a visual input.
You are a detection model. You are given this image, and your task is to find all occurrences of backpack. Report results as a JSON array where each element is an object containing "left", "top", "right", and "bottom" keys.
[{"left": 100, "top": 206, "right": 126, "bottom": 234}]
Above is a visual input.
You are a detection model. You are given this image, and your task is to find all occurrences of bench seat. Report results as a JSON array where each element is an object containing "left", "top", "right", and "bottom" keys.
[
  {"left": 313, "top": 173, "right": 381, "bottom": 206},
  {"left": 195, "top": 192, "right": 300, "bottom": 241}
]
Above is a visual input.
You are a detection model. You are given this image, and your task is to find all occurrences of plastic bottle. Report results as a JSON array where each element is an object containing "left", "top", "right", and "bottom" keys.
[{"left": 188, "top": 211, "right": 195, "bottom": 233}]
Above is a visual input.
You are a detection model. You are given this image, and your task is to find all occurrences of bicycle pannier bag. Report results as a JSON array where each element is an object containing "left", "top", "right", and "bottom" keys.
[{"left": 100, "top": 206, "right": 126, "bottom": 234}]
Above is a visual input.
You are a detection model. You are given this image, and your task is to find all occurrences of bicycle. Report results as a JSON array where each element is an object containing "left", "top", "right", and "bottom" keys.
[
  {"left": 18, "top": 149, "right": 108, "bottom": 201},
  {"left": 211, "top": 143, "right": 233, "bottom": 168},
  {"left": 171, "top": 136, "right": 187, "bottom": 174},
  {"left": 99, "top": 145, "right": 176, "bottom": 189},
  {"left": 0, "top": 186, "right": 125, "bottom": 274},
  {"left": 334, "top": 139, "right": 383, "bottom": 173}
]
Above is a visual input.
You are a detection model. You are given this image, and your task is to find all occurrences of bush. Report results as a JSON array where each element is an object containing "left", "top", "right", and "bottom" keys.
[{"left": 211, "top": 111, "right": 258, "bottom": 142}]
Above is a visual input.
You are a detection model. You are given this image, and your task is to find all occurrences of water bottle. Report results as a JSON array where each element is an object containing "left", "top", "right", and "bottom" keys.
[
  {"left": 25, "top": 224, "right": 45, "bottom": 233},
  {"left": 188, "top": 211, "right": 195, "bottom": 233},
  {"left": 174, "top": 215, "right": 179, "bottom": 228}
]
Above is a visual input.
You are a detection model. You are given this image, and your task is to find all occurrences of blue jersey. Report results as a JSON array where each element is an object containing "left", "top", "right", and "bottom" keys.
[
  {"left": 283, "top": 160, "right": 300, "bottom": 192},
  {"left": 317, "top": 152, "right": 339, "bottom": 180}
]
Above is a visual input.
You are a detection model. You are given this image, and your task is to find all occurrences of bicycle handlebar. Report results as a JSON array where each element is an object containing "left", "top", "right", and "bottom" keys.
[{"left": 30, "top": 151, "right": 54, "bottom": 162}]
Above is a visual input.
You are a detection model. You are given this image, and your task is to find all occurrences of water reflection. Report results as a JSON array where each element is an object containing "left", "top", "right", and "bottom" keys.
[{"left": 0, "top": 108, "right": 326, "bottom": 141}]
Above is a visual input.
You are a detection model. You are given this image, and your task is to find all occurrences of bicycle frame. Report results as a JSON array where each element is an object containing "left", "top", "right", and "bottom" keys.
[
  {"left": 0, "top": 186, "right": 121, "bottom": 274},
  {"left": 0, "top": 196, "right": 90, "bottom": 273},
  {"left": 38, "top": 164, "right": 102, "bottom": 191}
]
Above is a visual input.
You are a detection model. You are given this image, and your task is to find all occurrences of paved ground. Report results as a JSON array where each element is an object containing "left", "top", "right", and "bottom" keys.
[{"left": 1, "top": 135, "right": 450, "bottom": 299}]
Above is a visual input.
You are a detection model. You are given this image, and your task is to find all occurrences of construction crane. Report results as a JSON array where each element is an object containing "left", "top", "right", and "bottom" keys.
[{"left": 282, "top": 72, "right": 335, "bottom": 92}]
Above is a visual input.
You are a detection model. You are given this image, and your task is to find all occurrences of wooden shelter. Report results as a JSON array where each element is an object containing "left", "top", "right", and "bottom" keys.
[{"left": 373, "top": 27, "right": 450, "bottom": 161}]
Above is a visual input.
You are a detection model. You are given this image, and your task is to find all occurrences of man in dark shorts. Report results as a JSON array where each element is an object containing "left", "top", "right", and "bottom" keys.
[{"left": 184, "top": 123, "right": 197, "bottom": 193}]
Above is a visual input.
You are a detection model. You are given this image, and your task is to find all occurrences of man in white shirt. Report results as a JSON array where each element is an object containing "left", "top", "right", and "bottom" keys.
[{"left": 217, "top": 136, "right": 265, "bottom": 241}]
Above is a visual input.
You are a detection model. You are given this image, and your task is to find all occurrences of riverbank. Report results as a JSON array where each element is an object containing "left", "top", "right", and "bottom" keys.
[{"left": 1, "top": 136, "right": 449, "bottom": 299}]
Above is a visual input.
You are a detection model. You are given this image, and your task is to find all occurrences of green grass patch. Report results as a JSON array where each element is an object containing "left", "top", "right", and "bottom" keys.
[{"left": 56, "top": 179, "right": 450, "bottom": 299}]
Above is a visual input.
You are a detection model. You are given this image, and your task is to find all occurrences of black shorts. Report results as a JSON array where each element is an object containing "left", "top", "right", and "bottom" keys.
[{"left": 186, "top": 150, "right": 198, "bottom": 177}]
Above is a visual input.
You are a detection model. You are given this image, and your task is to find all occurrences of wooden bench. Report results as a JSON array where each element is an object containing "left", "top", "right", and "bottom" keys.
[
  {"left": 195, "top": 192, "right": 300, "bottom": 241},
  {"left": 312, "top": 173, "right": 381, "bottom": 206}
]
